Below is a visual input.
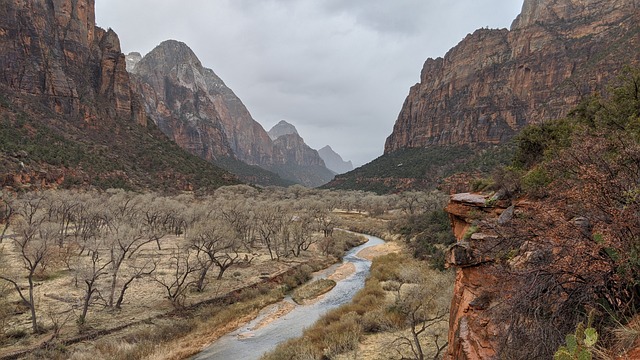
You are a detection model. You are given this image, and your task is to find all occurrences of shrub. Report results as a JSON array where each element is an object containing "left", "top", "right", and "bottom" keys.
[
  {"left": 521, "top": 166, "right": 552, "bottom": 198},
  {"left": 554, "top": 321, "right": 598, "bottom": 360}
]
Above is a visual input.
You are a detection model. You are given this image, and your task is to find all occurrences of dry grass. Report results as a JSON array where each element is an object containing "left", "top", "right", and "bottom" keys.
[
  {"left": 262, "top": 250, "right": 454, "bottom": 360},
  {"left": 594, "top": 316, "right": 640, "bottom": 360}
]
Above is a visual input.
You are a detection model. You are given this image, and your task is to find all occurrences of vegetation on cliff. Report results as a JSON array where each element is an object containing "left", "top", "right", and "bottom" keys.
[
  {"left": 469, "top": 69, "right": 640, "bottom": 358},
  {"left": 324, "top": 144, "right": 513, "bottom": 194},
  {"left": 0, "top": 93, "right": 239, "bottom": 192}
]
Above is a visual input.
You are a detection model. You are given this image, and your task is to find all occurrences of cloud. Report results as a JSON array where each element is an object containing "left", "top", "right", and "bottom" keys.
[{"left": 95, "top": 0, "right": 523, "bottom": 167}]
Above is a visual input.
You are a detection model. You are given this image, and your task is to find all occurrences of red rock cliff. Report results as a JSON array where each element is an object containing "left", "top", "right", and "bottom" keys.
[
  {"left": 384, "top": 0, "right": 640, "bottom": 153},
  {"left": 0, "top": 0, "right": 145, "bottom": 125}
]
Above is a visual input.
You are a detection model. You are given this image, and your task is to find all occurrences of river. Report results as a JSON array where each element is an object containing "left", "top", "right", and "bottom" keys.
[{"left": 192, "top": 233, "right": 385, "bottom": 360}]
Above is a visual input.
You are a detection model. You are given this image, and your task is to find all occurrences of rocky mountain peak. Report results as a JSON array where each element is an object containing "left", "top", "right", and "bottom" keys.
[
  {"left": 143, "top": 40, "right": 203, "bottom": 70},
  {"left": 268, "top": 120, "right": 299, "bottom": 140},
  {"left": 129, "top": 41, "right": 334, "bottom": 186},
  {"left": 318, "top": 146, "right": 353, "bottom": 174}
]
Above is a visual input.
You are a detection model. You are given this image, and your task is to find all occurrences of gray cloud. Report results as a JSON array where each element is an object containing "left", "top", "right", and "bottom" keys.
[{"left": 95, "top": 0, "right": 523, "bottom": 167}]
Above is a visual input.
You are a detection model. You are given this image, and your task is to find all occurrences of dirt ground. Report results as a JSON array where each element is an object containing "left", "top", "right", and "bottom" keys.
[{"left": 357, "top": 241, "right": 401, "bottom": 261}]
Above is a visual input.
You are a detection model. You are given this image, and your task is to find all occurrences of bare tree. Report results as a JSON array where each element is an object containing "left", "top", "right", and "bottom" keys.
[
  {"left": 0, "top": 206, "right": 52, "bottom": 333},
  {"left": 153, "top": 248, "right": 200, "bottom": 308},
  {"left": 190, "top": 219, "right": 240, "bottom": 291},
  {"left": 113, "top": 259, "right": 156, "bottom": 309},
  {"left": 289, "top": 213, "right": 316, "bottom": 257},
  {"left": 256, "top": 203, "right": 287, "bottom": 261},
  {"left": 77, "top": 248, "right": 111, "bottom": 325},
  {"left": 219, "top": 198, "right": 255, "bottom": 249},
  {"left": 45, "top": 190, "right": 81, "bottom": 247},
  {"left": 103, "top": 221, "right": 160, "bottom": 308},
  {"left": 0, "top": 190, "right": 15, "bottom": 243},
  {"left": 391, "top": 265, "right": 452, "bottom": 360}
]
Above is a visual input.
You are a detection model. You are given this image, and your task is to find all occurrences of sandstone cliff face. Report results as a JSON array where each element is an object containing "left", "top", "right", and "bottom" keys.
[
  {"left": 444, "top": 194, "right": 505, "bottom": 360},
  {"left": 130, "top": 40, "right": 274, "bottom": 166},
  {"left": 129, "top": 40, "right": 235, "bottom": 162},
  {"left": 0, "top": 1, "right": 238, "bottom": 191},
  {"left": 384, "top": 0, "right": 640, "bottom": 152},
  {"left": 130, "top": 41, "right": 336, "bottom": 187},
  {"left": 0, "top": 0, "right": 146, "bottom": 126},
  {"left": 268, "top": 121, "right": 328, "bottom": 168},
  {"left": 267, "top": 122, "right": 336, "bottom": 187},
  {"left": 271, "top": 134, "right": 327, "bottom": 168}
]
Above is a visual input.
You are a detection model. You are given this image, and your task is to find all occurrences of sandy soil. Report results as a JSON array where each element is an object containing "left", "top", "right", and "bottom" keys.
[
  {"left": 248, "top": 301, "right": 296, "bottom": 332},
  {"left": 327, "top": 262, "right": 356, "bottom": 282},
  {"left": 356, "top": 241, "right": 401, "bottom": 261}
]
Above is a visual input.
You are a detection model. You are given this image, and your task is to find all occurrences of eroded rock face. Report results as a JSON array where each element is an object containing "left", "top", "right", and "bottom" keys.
[
  {"left": 0, "top": 0, "right": 145, "bottom": 125},
  {"left": 130, "top": 40, "right": 236, "bottom": 162},
  {"left": 130, "top": 40, "right": 278, "bottom": 164},
  {"left": 131, "top": 40, "right": 336, "bottom": 186},
  {"left": 268, "top": 131, "right": 336, "bottom": 187},
  {"left": 444, "top": 194, "right": 506, "bottom": 360},
  {"left": 384, "top": 0, "right": 640, "bottom": 153}
]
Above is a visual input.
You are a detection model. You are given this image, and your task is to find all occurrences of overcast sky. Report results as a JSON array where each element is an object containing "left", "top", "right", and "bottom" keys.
[{"left": 95, "top": 0, "right": 523, "bottom": 167}]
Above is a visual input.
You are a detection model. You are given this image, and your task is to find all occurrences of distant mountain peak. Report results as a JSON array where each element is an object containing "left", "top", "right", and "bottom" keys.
[
  {"left": 318, "top": 145, "right": 353, "bottom": 174},
  {"left": 268, "top": 120, "right": 299, "bottom": 140}
]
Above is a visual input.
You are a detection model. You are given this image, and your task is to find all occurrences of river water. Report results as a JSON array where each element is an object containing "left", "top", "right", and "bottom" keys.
[{"left": 192, "top": 234, "right": 384, "bottom": 360}]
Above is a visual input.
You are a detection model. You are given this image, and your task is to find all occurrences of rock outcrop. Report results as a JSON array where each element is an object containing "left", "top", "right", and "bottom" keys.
[
  {"left": 444, "top": 194, "right": 506, "bottom": 360},
  {"left": 0, "top": 0, "right": 146, "bottom": 126},
  {"left": 318, "top": 145, "right": 353, "bottom": 174},
  {"left": 384, "top": 0, "right": 640, "bottom": 153}
]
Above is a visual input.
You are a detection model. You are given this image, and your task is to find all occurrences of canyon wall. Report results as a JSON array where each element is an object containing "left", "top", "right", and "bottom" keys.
[
  {"left": 0, "top": 0, "right": 146, "bottom": 125},
  {"left": 385, "top": 0, "right": 640, "bottom": 153}
]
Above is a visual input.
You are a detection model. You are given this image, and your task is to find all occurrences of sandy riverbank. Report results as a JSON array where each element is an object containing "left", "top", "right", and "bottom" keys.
[{"left": 241, "top": 240, "right": 402, "bottom": 331}]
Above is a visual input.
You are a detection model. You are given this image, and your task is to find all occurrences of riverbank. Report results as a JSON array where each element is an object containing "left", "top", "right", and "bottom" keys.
[
  {"left": 193, "top": 234, "right": 389, "bottom": 360},
  {"left": 262, "top": 249, "right": 455, "bottom": 360}
]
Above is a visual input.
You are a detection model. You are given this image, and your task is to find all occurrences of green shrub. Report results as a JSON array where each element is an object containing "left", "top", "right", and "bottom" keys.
[
  {"left": 554, "top": 321, "right": 598, "bottom": 360},
  {"left": 521, "top": 166, "right": 552, "bottom": 198}
]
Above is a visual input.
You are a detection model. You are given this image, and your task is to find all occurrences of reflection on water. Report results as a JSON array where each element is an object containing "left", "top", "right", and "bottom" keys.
[{"left": 192, "top": 234, "right": 384, "bottom": 360}]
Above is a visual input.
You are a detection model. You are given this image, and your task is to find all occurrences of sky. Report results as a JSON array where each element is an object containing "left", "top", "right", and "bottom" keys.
[{"left": 95, "top": 0, "right": 523, "bottom": 167}]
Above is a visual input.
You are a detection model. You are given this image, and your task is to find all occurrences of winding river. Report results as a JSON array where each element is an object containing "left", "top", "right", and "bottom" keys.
[{"left": 192, "top": 233, "right": 385, "bottom": 360}]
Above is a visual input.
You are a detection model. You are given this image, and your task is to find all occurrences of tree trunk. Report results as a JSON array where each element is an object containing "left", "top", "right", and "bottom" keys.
[
  {"left": 412, "top": 322, "right": 424, "bottom": 360},
  {"left": 80, "top": 285, "right": 93, "bottom": 324},
  {"left": 28, "top": 276, "right": 37, "bottom": 333},
  {"left": 108, "top": 272, "right": 117, "bottom": 307},
  {"left": 196, "top": 264, "right": 211, "bottom": 291},
  {"left": 115, "top": 277, "right": 134, "bottom": 309}
]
